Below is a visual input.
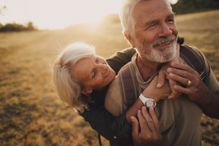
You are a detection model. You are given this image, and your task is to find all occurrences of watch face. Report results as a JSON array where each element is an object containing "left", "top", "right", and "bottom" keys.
[{"left": 145, "top": 100, "right": 156, "bottom": 108}]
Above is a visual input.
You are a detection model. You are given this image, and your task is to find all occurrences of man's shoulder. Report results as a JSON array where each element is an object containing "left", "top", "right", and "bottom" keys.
[
  {"left": 180, "top": 44, "right": 210, "bottom": 80},
  {"left": 105, "top": 77, "right": 124, "bottom": 116}
]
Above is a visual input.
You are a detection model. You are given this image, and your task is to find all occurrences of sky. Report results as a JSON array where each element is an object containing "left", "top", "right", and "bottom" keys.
[{"left": 0, "top": 0, "right": 178, "bottom": 29}]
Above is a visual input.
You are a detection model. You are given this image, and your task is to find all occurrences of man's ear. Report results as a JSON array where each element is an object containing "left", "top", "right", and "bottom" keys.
[
  {"left": 81, "top": 88, "right": 93, "bottom": 95},
  {"left": 124, "top": 32, "right": 135, "bottom": 48}
]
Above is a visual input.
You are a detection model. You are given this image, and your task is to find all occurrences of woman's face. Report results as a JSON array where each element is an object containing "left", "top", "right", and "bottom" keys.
[{"left": 71, "top": 55, "right": 116, "bottom": 94}]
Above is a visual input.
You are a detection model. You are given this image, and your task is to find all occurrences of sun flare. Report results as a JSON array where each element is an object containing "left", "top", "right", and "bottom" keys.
[
  {"left": 1, "top": 0, "right": 122, "bottom": 29},
  {"left": 1, "top": 0, "right": 179, "bottom": 29}
]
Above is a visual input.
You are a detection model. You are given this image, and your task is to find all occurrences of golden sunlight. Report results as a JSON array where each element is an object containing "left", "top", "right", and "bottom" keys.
[
  {"left": 1, "top": 0, "right": 179, "bottom": 29},
  {"left": 1, "top": 0, "right": 122, "bottom": 29}
]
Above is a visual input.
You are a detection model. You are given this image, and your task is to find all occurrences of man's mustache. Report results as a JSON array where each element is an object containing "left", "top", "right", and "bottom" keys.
[{"left": 152, "top": 35, "right": 176, "bottom": 47}]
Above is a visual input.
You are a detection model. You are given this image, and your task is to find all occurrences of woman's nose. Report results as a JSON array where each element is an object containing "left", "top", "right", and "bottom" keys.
[{"left": 97, "top": 64, "right": 108, "bottom": 73}]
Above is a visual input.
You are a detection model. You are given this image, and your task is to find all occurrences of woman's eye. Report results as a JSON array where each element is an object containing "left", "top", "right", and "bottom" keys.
[
  {"left": 95, "top": 58, "right": 99, "bottom": 63},
  {"left": 91, "top": 69, "right": 96, "bottom": 79}
]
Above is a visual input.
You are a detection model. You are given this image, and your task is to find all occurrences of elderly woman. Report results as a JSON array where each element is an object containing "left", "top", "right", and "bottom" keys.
[
  {"left": 53, "top": 42, "right": 116, "bottom": 111},
  {"left": 53, "top": 42, "right": 170, "bottom": 146}
]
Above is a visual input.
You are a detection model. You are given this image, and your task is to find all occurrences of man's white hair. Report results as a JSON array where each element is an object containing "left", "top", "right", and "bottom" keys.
[
  {"left": 53, "top": 42, "right": 95, "bottom": 110},
  {"left": 119, "top": 0, "right": 171, "bottom": 37},
  {"left": 119, "top": 0, "right": 142, "bottom": 37}
]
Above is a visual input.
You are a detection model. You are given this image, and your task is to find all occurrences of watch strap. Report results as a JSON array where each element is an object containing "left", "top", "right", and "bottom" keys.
[{"left": 139, "top": 94, "right": 156, "bottom": 107}]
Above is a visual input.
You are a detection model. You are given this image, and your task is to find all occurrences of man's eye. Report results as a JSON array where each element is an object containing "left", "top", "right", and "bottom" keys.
[
  {"left": 145, "top": 22, "right": 157, "bottom": 30},
  {"left": 167, "top": 18, "right": 174, "bottom": 24},
  {"left": 149, "top": 23, "right": 157, "bottom": 27}
]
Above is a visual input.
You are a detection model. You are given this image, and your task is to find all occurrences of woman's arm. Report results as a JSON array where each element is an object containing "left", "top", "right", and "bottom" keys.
[
  {"left": 107, "top": 48, "right": 136, "bottom": 74},
  {"left": 80, "top": 106, "right": 132, "bottom": 141},
  {"left": 126, "top": 76, "right": 171, "bottom": 123},
  {"left": 80, "top": 48, "right": 136, "bottom": 141}
]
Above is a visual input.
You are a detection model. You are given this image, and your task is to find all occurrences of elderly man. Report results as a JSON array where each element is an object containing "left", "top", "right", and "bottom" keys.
[
  {"left": 103, "top": 0, "right": 219, "bottom": 145},
  {"left": 81, "top": 0, "right": 219, "bottom": 146}
]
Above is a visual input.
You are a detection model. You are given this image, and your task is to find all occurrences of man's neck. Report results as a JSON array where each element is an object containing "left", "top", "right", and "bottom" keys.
[{"left": 136, "top": 56, "right": 162, "bottom": 81}]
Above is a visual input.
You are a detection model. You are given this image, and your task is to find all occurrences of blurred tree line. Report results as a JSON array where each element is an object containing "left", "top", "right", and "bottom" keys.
[
  {"left": 0, "top": 22, "right": 37, "bottom": 32},
  {"left": 172, "top": 0, "right": 219, "bottom": 14},
  {"left": 0, "top": 5, "right": 37, "bottom": 32},
  {"left": 103, "top": 0, "right": 219, "bottom": 25}
]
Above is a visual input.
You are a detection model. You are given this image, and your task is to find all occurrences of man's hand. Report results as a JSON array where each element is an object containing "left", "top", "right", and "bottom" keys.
[
  {"left": 166, "top": 62, "right": 205, "bottom": 101},
  {"left": 130, "top": 107, "right": 161, "bottom": 146}
]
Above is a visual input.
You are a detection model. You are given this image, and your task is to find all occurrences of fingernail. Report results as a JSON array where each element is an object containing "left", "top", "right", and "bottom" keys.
[
  {"left": 157, "top": 83, "right": 161, "bottom": 88},
  {"left": 168, "top": 95, "right": 173, "bottom": 99},
  {"left": 169, "top": 73, "right": 174, "bottom": 76}
]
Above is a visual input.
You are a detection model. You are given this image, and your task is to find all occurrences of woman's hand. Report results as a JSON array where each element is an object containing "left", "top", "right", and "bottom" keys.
[
  {"left": 130, "top": 107, "right": 161, "bottom": 146},
  {"left": 126, "top": 76, "right": 170, "bottom": 123},
  {"left": 143, "top": 76, "right": 171, "bottom": 102},
  {"left": 156, "top": 45, "right": 181, "bottom": 99}
]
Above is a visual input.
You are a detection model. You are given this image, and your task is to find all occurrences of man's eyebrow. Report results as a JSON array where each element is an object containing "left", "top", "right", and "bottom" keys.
[
  {"left": 168, "top": 13, "right": 175, "bottom": 17},
  {"left": 145, "top": 19, "right": 159, "bottom": 26}
]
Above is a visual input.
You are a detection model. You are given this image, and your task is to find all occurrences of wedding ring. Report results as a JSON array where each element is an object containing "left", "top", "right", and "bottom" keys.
[{"left": 187, "top": 80, "right": 192, "bottom": 86}]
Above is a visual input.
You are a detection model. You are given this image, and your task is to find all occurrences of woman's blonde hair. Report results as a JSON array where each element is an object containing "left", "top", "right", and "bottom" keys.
[{"left": 53, "top": 42, "right": 95, "bottom": 110}]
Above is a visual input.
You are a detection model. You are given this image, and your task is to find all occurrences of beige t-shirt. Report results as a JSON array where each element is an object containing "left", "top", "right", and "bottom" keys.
[{"left": 104, "top": 54, "right": 219, "bottom": 146}]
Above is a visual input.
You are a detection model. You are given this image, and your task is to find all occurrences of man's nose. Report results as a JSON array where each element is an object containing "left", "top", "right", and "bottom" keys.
[{"left": 159, "top": 23, "right": 173, "bottom": 37}]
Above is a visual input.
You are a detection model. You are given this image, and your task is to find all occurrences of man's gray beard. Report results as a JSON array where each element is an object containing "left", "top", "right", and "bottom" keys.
[{"left": 136, "top": 39, "right": 177, "bottom": 63}]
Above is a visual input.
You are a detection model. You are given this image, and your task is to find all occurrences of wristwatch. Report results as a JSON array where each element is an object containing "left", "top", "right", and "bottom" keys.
[{"left": 139, "top": 94, "right": 156, "bottom": 108}]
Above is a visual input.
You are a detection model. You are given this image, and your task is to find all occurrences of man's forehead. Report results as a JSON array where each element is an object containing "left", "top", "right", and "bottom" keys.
[
  {"left": 134, "top": 0, "right": 173, "bottom": 20},
  {"left": 134, "top": 0, "right": 172, "bottom": 12}
]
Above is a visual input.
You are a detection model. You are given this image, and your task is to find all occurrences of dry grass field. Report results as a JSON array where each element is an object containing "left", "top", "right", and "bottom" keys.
[{"left": 0, "top": 10, "right": 219, "bottom": 146}]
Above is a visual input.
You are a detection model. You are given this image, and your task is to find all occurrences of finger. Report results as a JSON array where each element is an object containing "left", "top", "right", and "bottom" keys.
[
  {"left": 137, "top": 110, "right": 149, "bottom": 133},
  {"left": 169, "top": 78, "right": 176, "bottom": 90},
  {"left": 157, "top": 71, "right": 165, "bottom": 88},
  {"left": 167, "top": 67, "right": 193, "bottom": 79},
  {"left": 141, "top": 106, "right": 156, "bottom": 132},
  {"left": 173, "top": 85, "right": 192, "bottom": 94},
  {"left": 168, "top": 90, "right": 179, "bottom": 99},
  {"left": 170, "top": 63, "right": 197, "bottom": 74},
  {"left": 148, "top": 107, "right": 159, "bottom": 131},
  {"left": 130, "top": 116, "right": 139, "bottom": 141},
  {"left": 167, "top": 72, "right": 190, "bottom": 86}
]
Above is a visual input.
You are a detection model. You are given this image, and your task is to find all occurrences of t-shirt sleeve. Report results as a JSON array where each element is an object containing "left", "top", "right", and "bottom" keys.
[
  {"left": 198, "top": 49, "right": 219, "bottom": 92},
  {"left": 78, "top": 48, "right": 135, "bottom": 142}
]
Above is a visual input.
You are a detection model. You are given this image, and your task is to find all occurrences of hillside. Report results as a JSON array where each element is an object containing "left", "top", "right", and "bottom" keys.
[{"left": 0, "top": 10, "right": 219, "bottom": 146}]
